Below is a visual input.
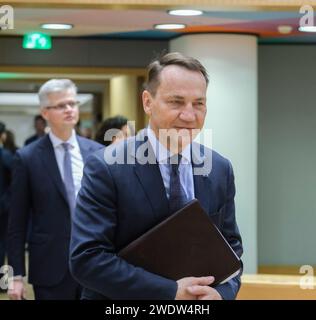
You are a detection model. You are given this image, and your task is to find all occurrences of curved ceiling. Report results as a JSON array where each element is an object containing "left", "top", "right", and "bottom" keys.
[{"left": 1, "top": 1, "right": 316, "bottom": 43}]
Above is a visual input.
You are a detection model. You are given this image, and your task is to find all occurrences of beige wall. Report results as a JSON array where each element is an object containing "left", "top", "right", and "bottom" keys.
[
  {"left": 109, "top": 75, "right": 138, "bottom": 121},
  {"left": 108, "top": 75, "right": 145, "bottom": 130}
]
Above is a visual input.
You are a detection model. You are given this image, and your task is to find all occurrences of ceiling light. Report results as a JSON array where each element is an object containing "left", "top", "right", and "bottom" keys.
[
  {"left": 277, "top": 25, "right": 293, "bottom": 34},
  {"left": 41, "top": 23, "right": 73, "bottom": 30},
  {"left": 168, "top": 9, "right": 203, "bottom": 16},
  {"left": 298, "top": 26, "right": 316, "bottom": 32},
  {"left": 154, "top": 23, "right": 186, "bottom": 30}
]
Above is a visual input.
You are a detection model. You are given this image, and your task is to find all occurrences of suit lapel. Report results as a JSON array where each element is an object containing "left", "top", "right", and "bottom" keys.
[
  {"left": 192, "top": 143, "right": 212, "bottom": 213},
  {"left": 131, "top": 131, "right": 169, "bottom": 220},
  {"left": 130, "top": 131, "right": 213, "bottom": 218},
  {"left": 39, "top": 135, "right": 68, "bottom": 205},
  {"left": 77, "top": 136, "right": 90, "bottom": 163}
]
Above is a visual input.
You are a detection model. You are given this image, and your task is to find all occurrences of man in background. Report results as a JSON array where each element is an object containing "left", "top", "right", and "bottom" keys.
[
  {"left": 95, "top": 115, "right": 132, "bottom": 146},
  {"left": 7, "top": 79, "right": 102, "bottom": 300},
  {"left": 24, "top": 115, "right": 47, "bottom": 146},
  {"left": 0, "top": 122, "right": 13, "bottom": 293}
]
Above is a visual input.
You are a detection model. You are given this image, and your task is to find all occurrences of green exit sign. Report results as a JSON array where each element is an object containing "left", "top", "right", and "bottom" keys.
[{"left": 23, "top": 33, "right": 52, "bottom": 50}]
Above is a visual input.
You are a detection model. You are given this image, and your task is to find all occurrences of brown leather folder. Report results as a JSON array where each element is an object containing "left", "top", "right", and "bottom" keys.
[{"left": 118, "top": 199, "right": 241, "bottom": 286}]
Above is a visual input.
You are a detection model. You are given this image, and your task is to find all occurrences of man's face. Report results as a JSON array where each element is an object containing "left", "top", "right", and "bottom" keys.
[
  {"left": 41, "top": 89, "right": 79, "bottom": 131},
  {"left": 142, "top": 65, "right": 207, "bottom": 152},
  {"left": 0, "top": 132, "right": 6, "bottom": 144}
]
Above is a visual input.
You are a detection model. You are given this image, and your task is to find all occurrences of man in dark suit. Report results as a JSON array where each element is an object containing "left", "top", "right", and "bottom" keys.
[
  {"left": 7, "top": 79, "right": 102, "bottom": 300},
  {"left": 70, "top": 52, "right": 243, "bottom": 300},
  {"left": 0, "top": 122, "right": 13, "bottom": 292}
]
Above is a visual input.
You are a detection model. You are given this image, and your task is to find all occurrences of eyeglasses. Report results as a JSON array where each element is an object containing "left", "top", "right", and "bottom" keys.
[{"left": 45, "top": 100, "right": 80, "bottom": 111}]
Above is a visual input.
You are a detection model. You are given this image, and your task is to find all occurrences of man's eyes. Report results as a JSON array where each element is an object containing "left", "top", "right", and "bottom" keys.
[
  {"left": 194, "top": 101, "right": 205, "bottom": 107},
  {"left": 169, "top": 100, "right": 183, "bottom": 105},
  {"left": 168, "top": 100, "right": 205, "bottom": 107}
]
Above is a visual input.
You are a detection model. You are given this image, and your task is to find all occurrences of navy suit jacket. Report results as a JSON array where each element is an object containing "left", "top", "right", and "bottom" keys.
[
  {"left": 0, "top": 147, "right": 13, "bottom": 237},
  {"left": 0, "top": 147, "right": 13, "bottom": 196},
  {"left": 70, "top": 130, "right": 243, "bottom": 300},
  {"left": 7, "top": 134, "right": 102, "bottom": 286}
]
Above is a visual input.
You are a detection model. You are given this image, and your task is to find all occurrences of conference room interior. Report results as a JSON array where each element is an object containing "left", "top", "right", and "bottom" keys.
[{"left": 0, "top": 0, "right": 316, "bottom": 300}]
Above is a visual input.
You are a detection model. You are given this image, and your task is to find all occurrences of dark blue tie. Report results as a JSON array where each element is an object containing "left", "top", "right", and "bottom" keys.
[
  {"left": 61, "top": 142, "right": 76, "bottom": 215},
  {"left": 169, "top": 154, "right": 188, "bottom": 214}
]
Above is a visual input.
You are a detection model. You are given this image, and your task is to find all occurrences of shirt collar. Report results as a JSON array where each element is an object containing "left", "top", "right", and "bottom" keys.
[
  {"left": 147, "top": 126, "right": 191, "bottom": 164},
  {"left": 49, "top": 129, "right": 78, "bottom": 149}
]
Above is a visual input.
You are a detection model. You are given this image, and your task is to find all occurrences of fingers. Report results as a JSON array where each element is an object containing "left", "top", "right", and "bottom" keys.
[
  {"left": 198, "top": 295, "right": 211, "bottom": 300},
  {"left": 8, "top": 291, "right": 22, "bottom": 300},
  {"left": 8, "top": 283, "right": 25, "bottom": 300},
  {"left": 192, "top": 276, "right": 215, "bottom": 286},
  {"left": 176, "top": 276, "right": 215, "bottom": 300},
  {"left": 187, "top": 286, "right": 223, "bottom": 300},
  {"left": 186, "top": 285, "right": 210, "bottom": 296}
]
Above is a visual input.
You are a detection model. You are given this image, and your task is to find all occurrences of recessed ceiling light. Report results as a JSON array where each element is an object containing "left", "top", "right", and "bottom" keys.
[
  {"left": 277, "top": 25, "right": 293, "bottom": 34},
  {"left": 168, "top": 9, "right": 203, "bottom": 16},
  {"left": 298, "top": 26, "right": 316, "bottom": 32},
  {"left": 41, "top": 23, "right": 73, "bottom": 30},
  {"left": 154, "top": 23, "right": 186, "bottom": 30}
]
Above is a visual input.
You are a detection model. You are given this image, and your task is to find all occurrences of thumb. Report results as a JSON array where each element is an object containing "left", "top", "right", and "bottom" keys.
[{"left": 194, "top": 276, "right": 215, "bottom": 286}]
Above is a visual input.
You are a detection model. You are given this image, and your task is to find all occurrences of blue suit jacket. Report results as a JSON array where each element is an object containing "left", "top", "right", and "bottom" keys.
[
  {"left": 0, "top": 147, "right": 13, "bottom": 237},
  {"left": 7, "top": 134, "right": 102, "bottom": 286},
  {"left": 70, "top": 130, "right": 243, "bottom": 300},
  {"left": 0, "top": 147, "right": 13, "bottom": 197}
]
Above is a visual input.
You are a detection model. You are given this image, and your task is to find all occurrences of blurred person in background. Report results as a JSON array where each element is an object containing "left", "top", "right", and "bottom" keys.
[
  {"left": 4, "top": 130, "right": 19, "bottom": 154},
  {"left": 24, "top": 115, "right": 47, "bottom": 146},
  {"left": 0, "top": 122, "right": 13, "bottom": 293},
  {"left": 95, "top": 115, "right": 132, "bottom": 147}
]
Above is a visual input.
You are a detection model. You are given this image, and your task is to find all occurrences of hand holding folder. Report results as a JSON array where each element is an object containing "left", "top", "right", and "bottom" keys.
[{"left": 118, "top": 199, "right": 241, "bottom": 286}]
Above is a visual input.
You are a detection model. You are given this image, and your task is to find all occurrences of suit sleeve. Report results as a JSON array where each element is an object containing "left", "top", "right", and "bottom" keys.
[
  {"left": 69, "top": 152, "right": 178, "bottom": 299},
  {"left": 214, "top": 160, "right": 243, "bottom": 300},
  {"left": 7, "top": 151, "right": 31, "bottom": 277},
  {"left": 2, "top": 149, "right": 13, "bottom": 169}
]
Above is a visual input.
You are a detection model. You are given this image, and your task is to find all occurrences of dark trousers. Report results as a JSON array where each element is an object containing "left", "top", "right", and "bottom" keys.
[
  {"left": 33, "top": 270, "right": 82, "bottom": 300},
  {"left": 0, "top": 237, "right": 7, "bottom": 293},
  {"left": 0, "top": 238, "right": 6, "bottom": 268},
  {"left": 0, "top": 208, "right": 8, "bottom": 268}
]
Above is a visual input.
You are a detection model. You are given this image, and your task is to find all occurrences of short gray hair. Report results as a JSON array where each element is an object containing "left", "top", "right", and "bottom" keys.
[{"left": 38, "top": 79, "right": 77, "bottom": 107}]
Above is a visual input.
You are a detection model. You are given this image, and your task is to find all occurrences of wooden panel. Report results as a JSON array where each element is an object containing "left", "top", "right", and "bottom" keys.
[
  {"left": 259, "top": 265, "right": 316, "bottom": 275},
  {"left": 237, "top": 274, "right": 316, "bottom": 300}
]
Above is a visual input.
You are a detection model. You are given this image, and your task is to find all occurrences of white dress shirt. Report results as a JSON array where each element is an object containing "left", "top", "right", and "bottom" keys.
[
  {"left": 147, "top": 127, "right": 195, "bottom": 200},
  {"left": 49, "top": 130, "right": 84, "bottom": 197}
]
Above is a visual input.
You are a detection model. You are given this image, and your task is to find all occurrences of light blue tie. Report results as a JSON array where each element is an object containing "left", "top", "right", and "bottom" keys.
[{"left": 61, "top": 142, "right": 76, "bottom": 215}]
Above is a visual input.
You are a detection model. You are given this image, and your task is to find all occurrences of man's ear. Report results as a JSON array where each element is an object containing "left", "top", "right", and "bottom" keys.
[
  {"left": 142, "top": 90, "right": 153, "bottom": 116},
  {"left": 40, "top": 107, "right": 49, "bottom": 121}
]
